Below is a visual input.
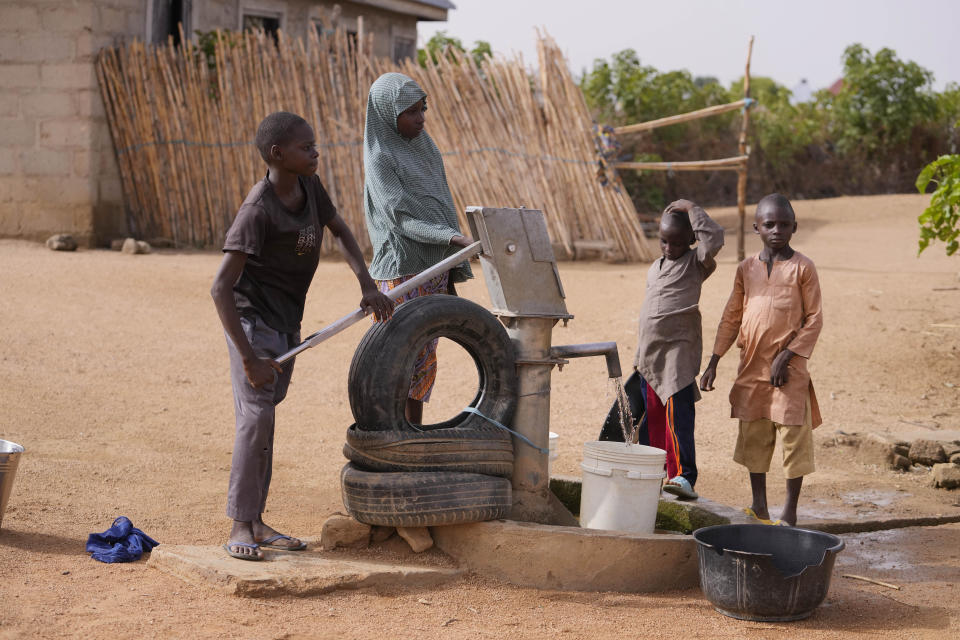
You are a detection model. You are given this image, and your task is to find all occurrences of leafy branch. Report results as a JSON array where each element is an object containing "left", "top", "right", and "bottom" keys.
[{"left": 917, "top": 153, "right": 960, "bottom": 255}]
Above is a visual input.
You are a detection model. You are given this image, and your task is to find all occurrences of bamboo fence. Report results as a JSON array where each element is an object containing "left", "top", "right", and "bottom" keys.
[{"left": 96, "top": 29, "right": 656, "bottom": 260}]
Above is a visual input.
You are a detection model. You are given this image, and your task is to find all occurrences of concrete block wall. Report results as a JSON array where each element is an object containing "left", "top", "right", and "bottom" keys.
[
  {"left": 0, "top": 0, "right": 146, "bottom": 245},
  {"left": 0, "top": 0, "right": 435, "bottom": 245}
]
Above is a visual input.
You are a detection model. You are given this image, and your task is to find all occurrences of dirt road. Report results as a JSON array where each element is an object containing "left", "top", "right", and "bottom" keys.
[{"left": 1, "top": 193, "right": 958, "bottom": 637}]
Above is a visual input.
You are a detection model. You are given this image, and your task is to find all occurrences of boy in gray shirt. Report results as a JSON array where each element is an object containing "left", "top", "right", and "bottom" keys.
[
  {"left": 600, "top": 199, "right": 724, "bottom": 500},
  {"left": 211, "top": 112, "right": 393, "bottom": 560}
]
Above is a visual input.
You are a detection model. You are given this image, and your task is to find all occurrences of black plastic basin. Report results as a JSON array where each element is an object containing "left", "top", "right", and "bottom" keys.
[{"left": 693, "top": 524, "right": 845, "bottom": 621}]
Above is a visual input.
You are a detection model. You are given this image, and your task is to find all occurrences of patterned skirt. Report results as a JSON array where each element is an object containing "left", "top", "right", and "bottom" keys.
[{"left": 376, "top": 271, "right": 450, "bottom": 402}]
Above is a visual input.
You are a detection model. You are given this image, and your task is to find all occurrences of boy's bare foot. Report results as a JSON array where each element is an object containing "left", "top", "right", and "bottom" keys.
[
  {"left": 779, "top": 508, "right": 798, "bottom": 527},
  {"left": 252, "top": 517, "right": 305, "bottom": 550},
  {"left": 226, "top": 520, "right": 264, "bottom": 560}
]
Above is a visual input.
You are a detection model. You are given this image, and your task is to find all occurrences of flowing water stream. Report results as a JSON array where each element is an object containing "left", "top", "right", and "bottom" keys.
[{"left": 610, "top": 376, "right": 638, "bottom": 445}]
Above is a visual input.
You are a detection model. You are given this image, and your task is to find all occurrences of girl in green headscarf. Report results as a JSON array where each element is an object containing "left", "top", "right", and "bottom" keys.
[{"left": 363, "top": 72, "right": 473, "bottom": 424}]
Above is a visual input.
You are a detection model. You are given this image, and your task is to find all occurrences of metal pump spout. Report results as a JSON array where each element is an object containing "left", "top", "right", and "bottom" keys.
[{"left": 550, "top": 342, "right": 622, "bottom": 379}]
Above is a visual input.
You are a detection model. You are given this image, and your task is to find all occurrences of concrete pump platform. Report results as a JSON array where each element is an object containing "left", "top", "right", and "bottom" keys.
[{"left": 147, "top": 543, "right": 461, "bottom": 597}]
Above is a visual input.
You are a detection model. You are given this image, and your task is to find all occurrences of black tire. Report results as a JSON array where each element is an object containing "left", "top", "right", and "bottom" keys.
[
  {"left": 343, "top": 423, "right": 513, "bottom": 477},
  {"left": 340, "top": 463, "right": 511, "bottom": 527},
  {"left": 348, "top": 294, "right": 517, "bottom": 432}
]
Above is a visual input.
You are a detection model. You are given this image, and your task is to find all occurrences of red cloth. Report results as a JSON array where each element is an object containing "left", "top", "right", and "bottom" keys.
[{"left": 645, "top": 383, "right": 682, "bottom": 480}]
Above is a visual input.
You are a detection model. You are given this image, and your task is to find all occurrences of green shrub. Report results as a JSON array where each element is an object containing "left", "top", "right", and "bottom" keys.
[{"left": 917, "top": 154, "right": 960, "bottom": 255}]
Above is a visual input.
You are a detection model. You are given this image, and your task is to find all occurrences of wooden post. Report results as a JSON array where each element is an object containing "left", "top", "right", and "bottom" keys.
[
  {"left": 357, "top": 15, "right": 365, "bottom": 57},
  {"left": 736, "top": 36, "right": 754, "bottom": 262}
]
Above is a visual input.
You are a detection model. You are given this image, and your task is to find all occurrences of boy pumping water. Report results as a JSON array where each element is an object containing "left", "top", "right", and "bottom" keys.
[
  {"left": 211, "top": 112, "right": 394, "bottom": 560},
  {"left": 600, "top": 199, "right": 724, "bottom": 500}
]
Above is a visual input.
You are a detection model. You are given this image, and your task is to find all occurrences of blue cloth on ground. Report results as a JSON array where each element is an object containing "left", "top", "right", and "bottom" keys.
[{"left": 86, "top": 516, "right": 159, "bottom": 563}]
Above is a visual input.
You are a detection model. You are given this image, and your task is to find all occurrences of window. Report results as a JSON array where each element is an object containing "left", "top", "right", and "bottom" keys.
[
  {"left": 313, "top": 19, "right": 327, "bottom": 39},
  {"left": 150, "top": 0, "right": 191, "bottom": 45},
  {"left": 393, "top": 36, "right": 416, "bottom": 63},
  {"left": 242, "top": 13, "right": 281, "bottom": 43}
]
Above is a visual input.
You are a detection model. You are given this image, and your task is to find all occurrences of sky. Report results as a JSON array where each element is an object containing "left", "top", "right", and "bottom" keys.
[{"left": 419, "top": 0, "right": 960, "bottom": 93}]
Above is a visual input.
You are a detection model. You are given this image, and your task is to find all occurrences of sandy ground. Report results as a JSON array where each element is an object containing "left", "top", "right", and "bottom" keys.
[{"left": 1, "top": 193, "right": 959, "bottom": 638}]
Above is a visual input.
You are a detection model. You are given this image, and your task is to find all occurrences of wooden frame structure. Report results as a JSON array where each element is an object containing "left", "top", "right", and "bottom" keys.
[{"left": 613, "top": 37, "right": 755, "bottom": 260}]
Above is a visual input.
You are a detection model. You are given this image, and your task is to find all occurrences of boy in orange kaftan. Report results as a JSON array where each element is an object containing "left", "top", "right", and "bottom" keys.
[{"left": 700, "top": 194, "right": 823, "bottom": 527}]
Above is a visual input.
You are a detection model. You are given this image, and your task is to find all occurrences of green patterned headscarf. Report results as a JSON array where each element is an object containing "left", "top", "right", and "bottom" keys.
[{"left": 363, "top": 72, "right": 471, "bottom": 282}]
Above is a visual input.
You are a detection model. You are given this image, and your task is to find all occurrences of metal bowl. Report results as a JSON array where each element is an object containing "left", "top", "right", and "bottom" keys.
[
  {"left": 0, "top": 439, "right": 24, "bottom": 529},
  {"left": 693, "top": 524, "right": 844, "bottom": 621}
]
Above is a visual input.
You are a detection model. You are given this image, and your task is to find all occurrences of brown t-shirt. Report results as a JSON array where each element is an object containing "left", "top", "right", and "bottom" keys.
[{"left": 223, "top": 174, "right": 336, "bottom": 333}]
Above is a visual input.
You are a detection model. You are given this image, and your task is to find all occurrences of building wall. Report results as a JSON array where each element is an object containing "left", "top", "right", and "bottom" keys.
[
  {"left": 0, "top": 0, "right": 144, "bottom": 245},
  {"left": 0, "top": 0, "right": 433, "bottom": 245},
  {"left": 193, "top": 1, "right": 418, "bottom": 61}
]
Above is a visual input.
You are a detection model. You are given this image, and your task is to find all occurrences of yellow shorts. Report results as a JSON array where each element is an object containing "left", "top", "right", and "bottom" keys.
[{"left": 733, "top": 399, "right": 814, "bottom": 479}]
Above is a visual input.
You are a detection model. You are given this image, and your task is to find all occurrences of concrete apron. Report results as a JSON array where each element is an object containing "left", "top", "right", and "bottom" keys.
[
  {"left": 147, "top": 543, "right": 461, "bottom": 597},
  {"left": 148, "top": 525, "right": 699, "bottom": 597},
  {"left": 432, "top": 519, "right": 699, "bottom": 593}
]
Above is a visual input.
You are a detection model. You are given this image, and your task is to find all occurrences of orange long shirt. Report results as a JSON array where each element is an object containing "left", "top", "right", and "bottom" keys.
[{"left": 712, "top": 252, "right": 823, "bottom": 427}]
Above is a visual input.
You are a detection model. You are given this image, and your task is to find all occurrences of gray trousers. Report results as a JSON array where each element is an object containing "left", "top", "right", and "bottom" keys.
[{"left": 225, "top": 315, "right": 297, "bottom": 521}]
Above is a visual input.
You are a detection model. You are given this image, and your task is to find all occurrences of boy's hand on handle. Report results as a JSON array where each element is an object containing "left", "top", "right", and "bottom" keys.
[
  {"left": 770, "top": 349, "right": 795, "bottom": 387},
  {"left": 243, "top": 356, "right": 283, "bottom": 389},
  {"left": 360, "top": 287, "right": 394, "bottom": 322},
  {"left": 699, "top": 354, "right": 721, "bottom": 392}
]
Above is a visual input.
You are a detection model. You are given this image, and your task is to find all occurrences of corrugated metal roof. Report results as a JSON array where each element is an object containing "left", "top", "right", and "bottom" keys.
[{"left": 412, "top": 0, "right": 456, "bottom": 9}]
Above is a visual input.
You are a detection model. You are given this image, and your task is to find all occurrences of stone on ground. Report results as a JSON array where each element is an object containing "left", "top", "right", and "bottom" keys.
[
  {"left": 320, "top": 514, "right": 370, "bottom": 550},
  {"left": 119, "top": 238, "right": 152, "bottom": 255},
  {"left": 46, "top": 234, "right": 77, "bottom": 251},
  {"left": 892, "top": 453, "right": 912, "bottom": 470},
  {"left": 909, "top": 440, "right": 947, "bottom": 466},
  {"left": 931, "top": 463, "right": 960, "bottom": 489},
  {"left": 857, "top": 433, "right": 898, "bottom": 468},
  {"left": 397, "top": 526, "right": 433, "bottom": 552},
  {"left": 370, "top": 525, "right": 395, "bottom": 543}
]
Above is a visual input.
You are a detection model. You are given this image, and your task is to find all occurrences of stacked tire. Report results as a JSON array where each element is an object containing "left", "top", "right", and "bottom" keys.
[{"left": 341, "top": 295, "right": 517, "bottom": 527}]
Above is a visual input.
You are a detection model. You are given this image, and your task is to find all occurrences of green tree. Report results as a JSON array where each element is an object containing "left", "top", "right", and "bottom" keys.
[
  {"left": 730, "top": 76, "right": 827, "bottom": 179},
  {"left": 827, "top": 44, "right": 937, "bottom": 154},
  {"left": 417, "top": 31, "right": 492, "bottom": 68},
  {"left": 935, "top": 82, "right": 960, "bottom": 152},
  {"left": 917, "top": 153, "right": 960, "bottom": 255},
  {"left": 580, "top": 49, "right": 733, "bottom": 136}
]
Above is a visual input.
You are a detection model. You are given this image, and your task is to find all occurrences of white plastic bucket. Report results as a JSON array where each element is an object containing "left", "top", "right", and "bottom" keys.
[
  {"left": 548, "top": 431, "right": 559, "bottom": 475},
  {"left": 579, "top": 441, "right": 666, "bottom": 534}
]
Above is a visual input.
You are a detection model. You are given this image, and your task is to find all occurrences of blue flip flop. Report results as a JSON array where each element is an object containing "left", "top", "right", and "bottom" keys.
[
  {"left": 222, "top": 542, "right": 263, "bottom": 561},
  {"left": 662, "top": 476, "right": 699, "bottom": 500},
  {"left": 257, "top": 534, "right": 307, "bottom": 551}
]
